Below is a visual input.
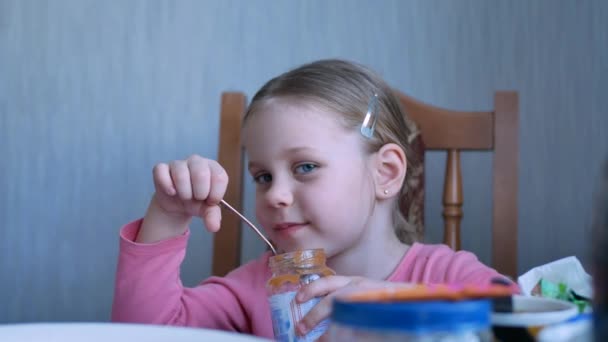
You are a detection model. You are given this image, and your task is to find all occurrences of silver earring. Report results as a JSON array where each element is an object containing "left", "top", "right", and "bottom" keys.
[{"left": 383, "top": 189, "right": 389, "bottom": 195}]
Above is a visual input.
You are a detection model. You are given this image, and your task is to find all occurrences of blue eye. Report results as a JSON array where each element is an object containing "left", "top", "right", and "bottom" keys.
[
  {"left": 294, "top": 163, "right": 317, "bottom": 174},
  {"left": 253, "top": 173, "right": 272, "bottom": 184}
]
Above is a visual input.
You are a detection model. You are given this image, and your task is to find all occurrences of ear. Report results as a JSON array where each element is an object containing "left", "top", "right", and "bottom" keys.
[{"left": 371, "top": 143, "right": 407, "bottom": 199}]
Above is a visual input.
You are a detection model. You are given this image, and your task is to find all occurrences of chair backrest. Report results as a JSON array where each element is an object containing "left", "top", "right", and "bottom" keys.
[
  {"left": 212, "top": 92, "right": 247, "bottom": 277},
  {"left": 397, "top": 91, "right": 519, "bottom": 279},
  {"left": 212, "top": 90, "right": 519, "bottom": 279}
]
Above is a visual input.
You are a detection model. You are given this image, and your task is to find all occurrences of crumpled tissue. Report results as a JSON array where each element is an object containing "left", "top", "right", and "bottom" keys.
[
  {"left": 517, "top": 256, "right": 593, "bottom": 313},
  {"left": 517, "top": 256, "right": 593, "bottom": 305}
]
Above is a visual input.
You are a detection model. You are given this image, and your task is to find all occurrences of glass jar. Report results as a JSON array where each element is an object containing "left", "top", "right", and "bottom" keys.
[
  {"left": 266, "top": 249, "right": 335, "bottom": 342},
  {"left": 329, "top": 298, "right": 493, "bottom": 342}
]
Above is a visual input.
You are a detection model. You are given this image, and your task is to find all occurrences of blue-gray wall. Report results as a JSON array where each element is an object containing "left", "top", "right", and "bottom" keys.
[{"left": 1, "top": 0, "right": 606, "bottom": 322}]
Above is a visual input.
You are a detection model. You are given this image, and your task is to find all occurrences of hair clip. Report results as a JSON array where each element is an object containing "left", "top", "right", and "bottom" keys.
[{"left": 360, "top": 94, "right": 379, "bottom": 139}]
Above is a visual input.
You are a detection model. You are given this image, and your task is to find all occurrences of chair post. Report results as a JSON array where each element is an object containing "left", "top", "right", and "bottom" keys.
[
  {"left": 443, "top": 149, "right": 463, "bottom": 250},
  {"left": 492, "top": 91, "right": 519, "bottom": 279},
  {"left": 212, "top": 92, "right": 247, "bottom": 277}
]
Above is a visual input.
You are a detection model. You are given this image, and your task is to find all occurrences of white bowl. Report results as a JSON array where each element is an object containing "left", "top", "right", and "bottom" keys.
[
  {"left": 537, "top": 316, "right": 593, "bottom": 342},
  {"left": 491, "top": 295, "right": 579, "bottom": 327}
]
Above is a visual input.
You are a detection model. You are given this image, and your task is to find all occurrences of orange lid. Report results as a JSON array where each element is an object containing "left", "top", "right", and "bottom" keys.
[{"left": 345, "top": 283, "right": 517, "bottom": 302}]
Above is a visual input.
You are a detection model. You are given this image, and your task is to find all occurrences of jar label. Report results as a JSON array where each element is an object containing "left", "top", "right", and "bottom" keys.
[{"left": 268, "top": 290, "right": 329, "bottom": 342}]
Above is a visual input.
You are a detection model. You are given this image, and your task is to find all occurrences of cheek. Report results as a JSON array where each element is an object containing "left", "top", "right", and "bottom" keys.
[
  {"left": 254, "top": 193, "right": 270, "bottom": 226},
  {"left": 324, "top": 169, "right": 374, "bottom": 203},
  {"left": 309, "top": 173, "right": 374, "bottom": 219}
]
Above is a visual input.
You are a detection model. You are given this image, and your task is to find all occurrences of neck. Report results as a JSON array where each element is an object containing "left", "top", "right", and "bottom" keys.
[{"left": 326, "top": 203, "right": 410, "bottom": 280}]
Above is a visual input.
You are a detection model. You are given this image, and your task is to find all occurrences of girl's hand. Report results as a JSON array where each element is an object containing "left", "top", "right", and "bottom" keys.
[
  {"left": 136, "top": 155, "right": 229, "bottom": 243},
  {"left": 295, "top": 276, "right": 390, "bottom": 338}
]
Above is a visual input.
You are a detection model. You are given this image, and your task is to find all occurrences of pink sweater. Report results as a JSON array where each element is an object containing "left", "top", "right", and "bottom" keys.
[{"left": 112, "top": 219, "right": 510, "bottom": 339}]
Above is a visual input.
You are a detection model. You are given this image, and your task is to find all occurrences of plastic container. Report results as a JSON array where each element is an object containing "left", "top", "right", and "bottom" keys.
[
  {"left": 491, "top": 294, "right": 579, "bottom": 341},
  {"left": 329, "top": 298, "right": 493, "bottom": 342},
  {"left": 266, "top": 249, "right": 335, "bottom": 342}
]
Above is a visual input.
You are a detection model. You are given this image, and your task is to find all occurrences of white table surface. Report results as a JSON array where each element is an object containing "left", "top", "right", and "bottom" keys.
[{"left": 0, "top": 322, "right": 270, "bottom": 342}]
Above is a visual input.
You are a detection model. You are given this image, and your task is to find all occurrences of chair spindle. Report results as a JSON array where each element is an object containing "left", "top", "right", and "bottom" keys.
[{"left": 442, "top": 149, "right": 463, "bottom": 250}]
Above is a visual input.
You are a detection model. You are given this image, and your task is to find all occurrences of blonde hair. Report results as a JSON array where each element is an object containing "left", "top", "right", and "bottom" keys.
[{"left": 244, "top": 59, "right": 421, "bottom": 244}]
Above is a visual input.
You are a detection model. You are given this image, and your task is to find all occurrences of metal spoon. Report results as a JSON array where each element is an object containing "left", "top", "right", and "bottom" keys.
[{"left": 219, "top": 199, "right": 277, "bottom": 255}]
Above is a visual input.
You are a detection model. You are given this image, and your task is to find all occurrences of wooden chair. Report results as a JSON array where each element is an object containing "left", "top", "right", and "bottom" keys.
[{"left": 212, "top": 91, "right": 519, "bottom": 279}]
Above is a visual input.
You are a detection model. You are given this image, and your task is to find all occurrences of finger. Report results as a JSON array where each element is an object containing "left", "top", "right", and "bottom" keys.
[
  {"left": 297, "top": 295, "right": 334, "bottom": 336},
  {"left": 296, "top": 276, "right": 355, "bottom": 303},
  {"left": 169, "top": 160, "right": 192, "bottom": 200},
  {"left": 201, "top": 204, "right": 222, "bottom": 232},
  {"left": 188, "top": 156, "right": 211, "bottom": 201},
  {"left": 206, "top": 160, "right": 229, "bottom": 205},
  {"left": 152, "top": 163, "right": 175, "bottom": 196}
]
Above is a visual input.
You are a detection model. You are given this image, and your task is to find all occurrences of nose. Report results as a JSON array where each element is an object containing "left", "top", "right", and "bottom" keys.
[{"left": 264, "top": 179, "right": 294, "bottom": 208}]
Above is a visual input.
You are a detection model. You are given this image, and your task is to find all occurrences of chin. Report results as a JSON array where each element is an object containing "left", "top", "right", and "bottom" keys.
[{"left": 275, "top": 241, "right": 326, "bottom": 254}]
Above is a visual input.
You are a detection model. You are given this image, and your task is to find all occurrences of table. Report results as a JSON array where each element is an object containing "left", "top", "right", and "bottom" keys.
[{"left": 0, "top": 322, "right": 270, "bottom": 341}]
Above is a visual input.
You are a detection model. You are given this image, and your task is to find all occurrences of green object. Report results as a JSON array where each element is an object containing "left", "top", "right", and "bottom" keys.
[{"left": 539, "top": 278, "right": 591, "bottom": 313}]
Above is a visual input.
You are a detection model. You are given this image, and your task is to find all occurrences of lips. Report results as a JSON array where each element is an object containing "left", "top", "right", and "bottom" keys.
[{"left": 273, "top": 222, "right": 308, "bottom": 233}]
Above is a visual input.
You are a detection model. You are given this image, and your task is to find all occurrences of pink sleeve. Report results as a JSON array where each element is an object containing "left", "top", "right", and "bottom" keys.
[
  {"left": 397, "top": 243, "right": 516, "bottom": 287},
  {"left": 110, "top": 219, "right": 271, "bottom": 335}
]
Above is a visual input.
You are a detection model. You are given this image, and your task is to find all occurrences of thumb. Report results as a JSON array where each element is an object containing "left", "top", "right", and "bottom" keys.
[{"left": 200, "top": 205, "right": 222, "bottom": 233}]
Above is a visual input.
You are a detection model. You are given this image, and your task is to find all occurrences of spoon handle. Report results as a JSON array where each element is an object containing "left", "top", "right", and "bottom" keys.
[{"left": 219, "top": 199, "right": 277, "bottom": 255}]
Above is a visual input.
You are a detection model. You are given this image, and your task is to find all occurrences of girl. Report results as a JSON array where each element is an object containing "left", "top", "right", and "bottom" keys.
[{"left": 112, "top": 59, "right": 513, "bottom": 339}]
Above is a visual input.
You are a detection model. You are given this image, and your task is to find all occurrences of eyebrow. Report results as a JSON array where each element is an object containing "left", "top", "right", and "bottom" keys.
[
  {"left": 284, "top": 146, "right": 317, "bottom": 154},
  {"left": 247, "top": 146, "right": 319, "bottom": 171}
]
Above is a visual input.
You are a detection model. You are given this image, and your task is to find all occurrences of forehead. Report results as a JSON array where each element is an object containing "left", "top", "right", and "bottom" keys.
[{"left": 242, "top": 98, "right": 363, "bottom": 157}]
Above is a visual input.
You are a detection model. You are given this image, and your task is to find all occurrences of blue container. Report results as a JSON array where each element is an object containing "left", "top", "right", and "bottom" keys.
[{"left": 329, "top": 299, "right": 492, "bottom": 342}]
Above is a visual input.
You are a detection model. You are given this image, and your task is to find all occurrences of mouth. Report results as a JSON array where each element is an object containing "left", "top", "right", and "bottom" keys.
[{"left": 273, "top": 222, "right": 309, "bottom": 235}]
